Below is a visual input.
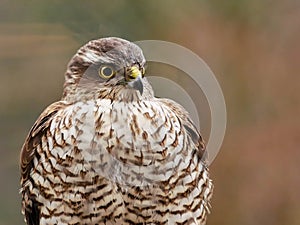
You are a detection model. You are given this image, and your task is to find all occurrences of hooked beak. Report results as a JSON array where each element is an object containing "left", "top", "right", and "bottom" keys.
[{"left": 126, "top": 66, "right": 143, "bottom": 95}]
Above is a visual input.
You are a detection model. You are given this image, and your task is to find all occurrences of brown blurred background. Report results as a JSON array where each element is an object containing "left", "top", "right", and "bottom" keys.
[{"left": 1, "top": 1, "right": 300, "bottom": 224}]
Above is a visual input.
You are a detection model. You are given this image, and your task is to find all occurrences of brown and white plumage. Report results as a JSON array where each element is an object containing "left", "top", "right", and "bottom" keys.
[{"left": 20, "top": 37, "right": 213, "bottom": 225}]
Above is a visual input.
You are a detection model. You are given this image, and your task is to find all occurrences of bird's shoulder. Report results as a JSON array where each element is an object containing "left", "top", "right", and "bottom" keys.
[
  {"left": 20, "top": 101, "right": 69, "bottom": 183},
  {"left": 156, "top": 98, "right": 207, "bottom": 161}
]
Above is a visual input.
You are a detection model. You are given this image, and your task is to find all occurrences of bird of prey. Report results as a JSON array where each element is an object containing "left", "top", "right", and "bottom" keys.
[{"left": 20, "top": 37, "right": 213, "bottom": 225}]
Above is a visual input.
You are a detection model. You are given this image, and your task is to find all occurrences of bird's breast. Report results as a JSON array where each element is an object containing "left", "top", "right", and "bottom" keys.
[
  {"left": 31, "top": 98, "right": 211, "bottom": 224},
  {"left": 48, "top": 99, "right": 189, "bottom": 187}
]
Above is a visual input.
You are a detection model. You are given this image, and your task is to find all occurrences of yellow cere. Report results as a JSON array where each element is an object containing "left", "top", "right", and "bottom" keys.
[{"left": 130, "top": 66, "right": 141, "bottom": 79}]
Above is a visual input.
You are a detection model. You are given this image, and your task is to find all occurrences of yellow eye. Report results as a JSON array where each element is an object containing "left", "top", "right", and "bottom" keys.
[{"left": 98, "top": 66, "right": 115, "bottom": 79}]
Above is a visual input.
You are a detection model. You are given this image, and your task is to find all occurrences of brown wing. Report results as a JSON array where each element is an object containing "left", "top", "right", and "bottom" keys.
[
  {"left": 20, "top": 101, "right": 66, "bottom": 225},
  {"left": 158, "top": 98, "right": 207, "bottom": 162}
]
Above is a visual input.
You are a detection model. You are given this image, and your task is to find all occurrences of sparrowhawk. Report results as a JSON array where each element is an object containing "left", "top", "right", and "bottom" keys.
[{"left": 20, "top": 37, "right": 213, "bottom": 225}]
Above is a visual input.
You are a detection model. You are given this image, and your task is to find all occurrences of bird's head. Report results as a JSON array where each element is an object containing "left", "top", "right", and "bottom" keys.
[{"left": 62, "top": 37, "right": 152, "bottom": 102}]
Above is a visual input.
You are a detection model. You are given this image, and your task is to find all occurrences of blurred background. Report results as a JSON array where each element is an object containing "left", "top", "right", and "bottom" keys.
[{"left": 1, "top": 0, "right": 300, "bottom": 224}]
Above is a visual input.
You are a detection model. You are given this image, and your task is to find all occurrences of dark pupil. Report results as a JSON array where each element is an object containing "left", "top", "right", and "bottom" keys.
[{"left": 103, "top": 67, "right": 112, "bottom": 76}]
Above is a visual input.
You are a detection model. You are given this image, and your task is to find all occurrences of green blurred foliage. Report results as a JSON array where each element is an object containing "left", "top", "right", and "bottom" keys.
[
  {"left": 206, "top": 0, "right": 267, "bottom": 23},
  {"left": 1, "top": 0, "right": 205, "bottom": 41}
]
